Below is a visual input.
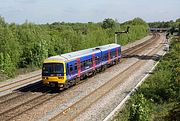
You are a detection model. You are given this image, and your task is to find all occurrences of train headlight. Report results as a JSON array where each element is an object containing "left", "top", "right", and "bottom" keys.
[
  {"left": 58, "top": 76, "right": 64, "bottom": 79},
  {"left": 43, "top": 77, "right": 48, "bottom": 79}
]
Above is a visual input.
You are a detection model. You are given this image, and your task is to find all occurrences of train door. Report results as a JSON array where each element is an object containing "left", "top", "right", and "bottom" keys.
[
  {"left": 92, "top": 54, "right": 96, "bottom": 70},
  {"left": 116, "top": 47, "right": 119, "bottom": 61},
  {"left": 77, "top": 58, "right": 81, "bottom": 77},
  {"left": 108, "top": 49, "right": 111, "bottom": 63},
  {"left": 68, "top": 63, "right": 74, "bottom": 78}
]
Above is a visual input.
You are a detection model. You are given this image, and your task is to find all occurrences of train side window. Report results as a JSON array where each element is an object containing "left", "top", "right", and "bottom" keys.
[
  {"left": 118, "top": 49, "right": 121, "bottom": 55},
  {"left": 111, "top": 51, "right": 116, "bottom": 58},
  {"left": 110, "top": 51, "right": 113, "bottom": 58},
  {"left": 89, "top": 58, "right": 92, "bottom": 65},
  {"left": 103, "top": 53, "right": 107, "bottom": 60},
  {"left": 86, "top": 59, "right": 89, "bottom": 65},
  {"left": 90, "top": 59, "right": 92, "bottom": 65},
  {"left": 85, "top": 59, "right": 90, "bottom": 66},
  {"left": 81, "top": 61, "right": 85, "bottom": 68},
  {"left": 69, "top": 65, "right": 73, "bottom": 72},
  {"left": 113, "top": 51, "right": 116, "bottom": 56},
  {"left": 95, "top": 56, "right": 99, "bottom": 63},
  {"left": 81, "top": 62, "right": 83, "bottom": 68},
  {"left": 84, "top": 60, "right": 86, "bottom": 66},
  {"left": 74, "top": 63, "right": 77, "bottom": 70}
]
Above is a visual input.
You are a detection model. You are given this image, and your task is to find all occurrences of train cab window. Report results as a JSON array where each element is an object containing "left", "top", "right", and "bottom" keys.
[
  {"left": 42, "top": 63, "right": 64, "bottom": 75},
  {"left": 69, "top": 65, "right": 73, "bottom": 72}
]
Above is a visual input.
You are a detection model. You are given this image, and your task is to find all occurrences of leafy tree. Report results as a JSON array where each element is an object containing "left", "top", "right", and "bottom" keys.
[
  {"left": 129, "top": 94, "right": 150, "bottom": 121},
  {"left": 0, "top": 53, "right": 4, "bottom": 72},
  {"left": 101, "top": 18, "right": 116, "bottom": 29},
  {"left": 3, "top": 53, "right": 15, "bottom": 77},
  {"left": 0, "top": 16, "right": 6, "bottom": 27},
  {"left": 0, "top": 18, "right": 21, "bottom": 76},
  {"left": 176, "top": 18, "right": 180, "bottom": 22}
]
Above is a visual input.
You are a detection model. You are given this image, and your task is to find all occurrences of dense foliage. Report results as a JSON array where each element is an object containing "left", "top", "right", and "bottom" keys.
[
  {"left": 129, "top": 94, "right": 150, "bottom": 121},
  {"left": 114, "top": 38, "right": 180, "bottom": 121},
  {"left": 0, "top": 16, "right": 149, "bottom": 78},
  {"left": 148, "top": 18, "right": 180, "bottom": 28}
]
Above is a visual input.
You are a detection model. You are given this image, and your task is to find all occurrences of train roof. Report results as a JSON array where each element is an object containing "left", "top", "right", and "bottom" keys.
[{"left": 44, "top": 43, "right": 120, "bottom": 63}]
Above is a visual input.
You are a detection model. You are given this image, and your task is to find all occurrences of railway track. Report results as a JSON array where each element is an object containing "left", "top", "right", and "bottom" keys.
[
  {"left": 0, "top": 74, "right": 41, "bottom": 93},
  {"left": 122, "top": 34, "right": 158, "bottom": 58},
  {"left": 0, "top": 33, "right": 161, "bottom": 121},
  {"left": 50, "top": 34, "right": 162, "bottom": 121},
  {"left": 0, "top": 86, "right": 58, "bottom": 121},
  {"left": 121, "top": 34, "right": 157, "bottom": 57},
  {"left": 0, "top": 82, "right": 43, "bottom": 105},
  {"left": 0, "top": 81, "right": 42, "bottom": 104}
]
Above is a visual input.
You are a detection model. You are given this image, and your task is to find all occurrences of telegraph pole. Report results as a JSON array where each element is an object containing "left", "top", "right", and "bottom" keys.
[{"left": 114, "top": 26, "right": 130, "bottom": 44}]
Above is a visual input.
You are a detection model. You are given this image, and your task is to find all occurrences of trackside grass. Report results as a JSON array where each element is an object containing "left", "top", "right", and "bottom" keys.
[{"left": 113, "top": 37, "right": 180, "bottom": 121}]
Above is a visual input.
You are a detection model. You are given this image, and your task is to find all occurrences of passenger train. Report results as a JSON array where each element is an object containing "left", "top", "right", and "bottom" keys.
[{"left": 42, "top": 44, "right": 121, "bottom": 90}]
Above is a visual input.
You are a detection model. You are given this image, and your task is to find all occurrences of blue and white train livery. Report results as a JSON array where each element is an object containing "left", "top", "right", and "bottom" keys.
[{"left": 42, "top": 44, "right": 121, "bottom": 90}]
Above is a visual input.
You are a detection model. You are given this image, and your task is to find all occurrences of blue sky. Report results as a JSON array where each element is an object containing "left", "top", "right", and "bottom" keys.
[{"left": 0, "top": 0, "right": 179, "bottom": 24}]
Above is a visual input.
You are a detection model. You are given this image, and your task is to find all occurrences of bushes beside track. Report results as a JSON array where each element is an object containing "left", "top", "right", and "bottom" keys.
[
  {"left": 113, "top": 37, "right": 180, "bottom": 121},
  {"left": 0, "top": 16, "right": 149, "bottom": 78}
]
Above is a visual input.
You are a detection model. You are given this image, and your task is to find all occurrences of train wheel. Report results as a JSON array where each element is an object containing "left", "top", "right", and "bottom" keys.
[
  {"left": 75, "top": 77, "right": 80, "bottom": 84},
  {"left": 101, "top": 65, "right": 106, "bottom": 71},
  {"left": 101, "top": 66, "right": 104, "bottom": 71},
  {"left": 93, "top": 70, "right": 97, "bottom": 76},
  {"left": 64, "top": 81, "right": 70, "bottom": 89},
  {"left": 70, "top": 80, "right": 75, "bottom": 86},
  {"left": 115, "top": 60, "right": 118, "bottom": 65}
]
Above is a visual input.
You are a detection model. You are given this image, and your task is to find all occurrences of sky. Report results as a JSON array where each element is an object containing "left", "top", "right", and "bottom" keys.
[{"left": 0, "top": 0, "right": 180, "bottom": 24}]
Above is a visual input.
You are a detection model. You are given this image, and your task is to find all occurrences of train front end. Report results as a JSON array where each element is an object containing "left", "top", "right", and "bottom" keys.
[{"left": 42, "top": 60, "right": 66, "bottom": 88}]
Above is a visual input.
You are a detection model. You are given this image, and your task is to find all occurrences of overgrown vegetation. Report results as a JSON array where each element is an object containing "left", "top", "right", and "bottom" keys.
[
  {"left": 0, "top": 16, "right": 149, "bottom": 79},
  {"left": 113, "top": 37, "right": 180, "bottom": 121}
]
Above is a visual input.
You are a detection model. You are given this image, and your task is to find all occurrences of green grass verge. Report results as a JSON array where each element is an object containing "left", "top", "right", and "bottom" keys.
[
  {"left": 0, "top": 66, "right": 39, "bottom": 82},
  {"left": 113, "top": 37, "right": 180, "bottom": 121}
]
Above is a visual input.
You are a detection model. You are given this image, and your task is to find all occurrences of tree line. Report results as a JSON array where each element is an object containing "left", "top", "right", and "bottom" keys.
[
  {"left": 0, "top": 16, "right": 149, "bottom": 78},
  {"left": 149, "top": 19, "right": 180, "bottom": 35},
  {"left": 148, "top": 18, "right": 180, "bottom": 28}
]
